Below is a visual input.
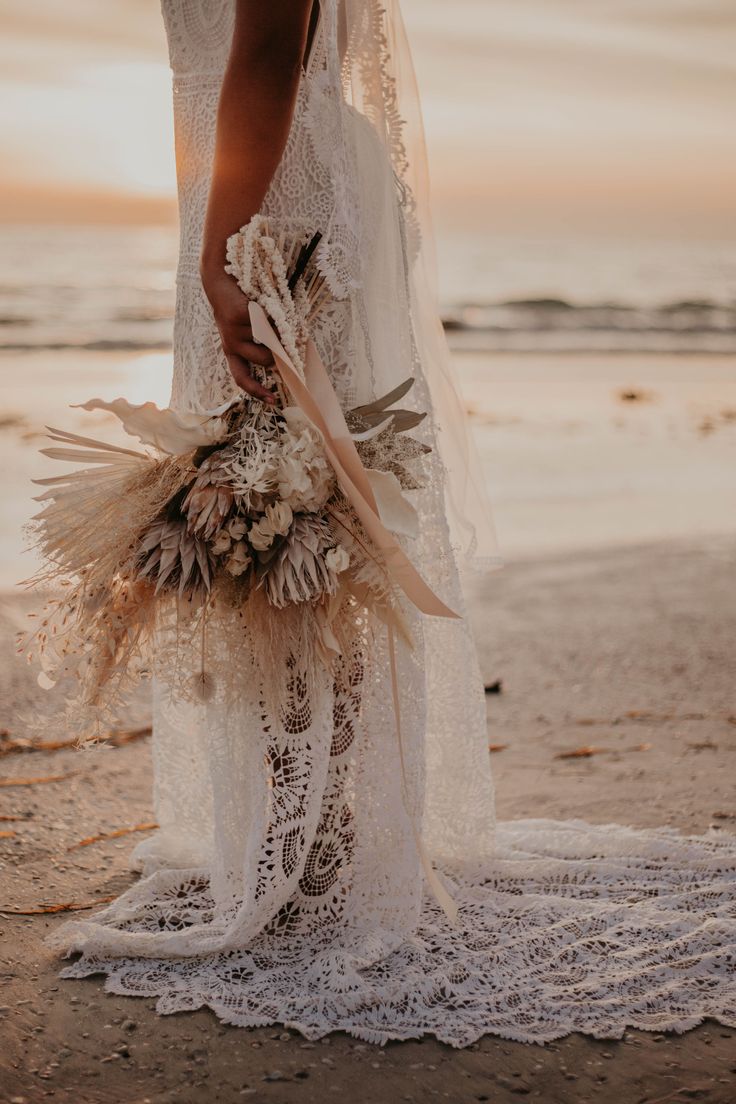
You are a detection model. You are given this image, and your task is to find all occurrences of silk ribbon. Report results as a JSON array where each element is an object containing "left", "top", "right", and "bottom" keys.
[{"left": 249, "top": 302, "right": 460, "bottom": 925}]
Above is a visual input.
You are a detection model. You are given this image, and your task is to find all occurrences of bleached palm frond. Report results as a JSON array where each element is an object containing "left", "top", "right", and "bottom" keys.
[
  {"left": 27, "top": 424, "right": 193, "bottom": 590},
  {"left": 42, "top": 425, "right": 150, "bottom": 460}
]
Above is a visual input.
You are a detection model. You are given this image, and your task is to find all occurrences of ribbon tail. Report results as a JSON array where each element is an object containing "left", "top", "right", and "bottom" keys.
[{"left": 248, "top": 302, "right": 459, "bottom": 622}]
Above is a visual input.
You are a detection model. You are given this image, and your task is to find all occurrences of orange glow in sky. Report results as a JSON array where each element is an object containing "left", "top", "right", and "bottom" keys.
[{"left": 1, "top": 0, "right": 734, "bottom": 239}]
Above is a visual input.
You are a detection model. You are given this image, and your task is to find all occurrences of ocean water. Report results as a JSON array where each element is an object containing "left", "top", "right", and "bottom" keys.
[
  {"left": 2, "top": 223, "right": 735, "bottom": 586},
  {"left": 1, "top": 224, "right": 736, "bottom": 356}
]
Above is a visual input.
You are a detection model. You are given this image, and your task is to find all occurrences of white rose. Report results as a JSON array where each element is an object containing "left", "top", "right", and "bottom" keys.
[
  {"left": 264, "top": 500, "right": 293, "bottom": 537},
  {"left": 211, "top": 529, "right": 232, "bottom": 555},
  {"left": 227, "top": 516, "right": 248, "bottom": 540},
  {"left": 276, "top": 409, "right": 335, "bottom": 512},
  {"left": 225, "top": 541, "right": 252, "bottom": 577},
  {"left": 249, "top": 516, "right": 275, "bottom": 551},
  {"left": 325, "top": 545, "right": 350, "bottom": 574}
]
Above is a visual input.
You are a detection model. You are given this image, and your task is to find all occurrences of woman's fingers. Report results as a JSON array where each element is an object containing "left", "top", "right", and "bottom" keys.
[
  {"left": 226, "top": 355, "right": 276, "bottom": 403},
  {"left": 231, "top": 339, "right": 274, "bottom": 367}
]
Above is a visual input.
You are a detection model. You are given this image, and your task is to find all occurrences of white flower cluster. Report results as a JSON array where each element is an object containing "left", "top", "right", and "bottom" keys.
[
  {"left": 200, "top": 400, "right": 342, "bottom": 581},
  {"left": 276, "top": 407, "right": 335, "bottom": 513}
]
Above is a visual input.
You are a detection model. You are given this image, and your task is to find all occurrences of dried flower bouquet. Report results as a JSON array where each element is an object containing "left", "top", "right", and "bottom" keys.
[{"left": 20, "top": 217, "right": 434, "bottom": 741}]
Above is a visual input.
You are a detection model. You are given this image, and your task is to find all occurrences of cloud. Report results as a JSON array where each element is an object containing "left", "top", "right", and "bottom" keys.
[{"left": 1, "top": 0, "right": 734, "bottom": 237}]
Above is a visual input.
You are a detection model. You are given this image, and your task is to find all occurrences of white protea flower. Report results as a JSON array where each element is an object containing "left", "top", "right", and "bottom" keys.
[
  {"left": 183, "top": 453, "right": 236, "bottom": 540},
  {"left": 136, "top": 517, "right": 214, "bottom": 596},
  {"left": 261, "top": 513, "right": 336, "bottom": 608}
]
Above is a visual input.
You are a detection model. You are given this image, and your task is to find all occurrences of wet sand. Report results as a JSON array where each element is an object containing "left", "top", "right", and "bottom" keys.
[
  {"left": 2, "top": 533, "right": 735, "bottom": 1102},
  {"left": 3, "top": 347, "right": 736, "bottom": 585}
]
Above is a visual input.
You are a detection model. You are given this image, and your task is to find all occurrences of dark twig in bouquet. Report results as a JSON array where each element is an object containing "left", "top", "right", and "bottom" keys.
[{"left": 287, "top": 230, "right": 322, "bottom": 293}]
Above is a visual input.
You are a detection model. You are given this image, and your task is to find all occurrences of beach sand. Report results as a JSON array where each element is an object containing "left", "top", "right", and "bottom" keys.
[
  {"left": 2, "top": 347, "right": 735, "bottom": 585},
  {"left": 1, "top": 348, "right": 735, "bottom": 1101}
]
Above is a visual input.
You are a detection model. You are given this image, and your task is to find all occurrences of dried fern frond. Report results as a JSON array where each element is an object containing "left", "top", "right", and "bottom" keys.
[
  {"left": 354, "top": 426, "right": 430, "bottom": 491},
  {"left": 346, "top": 379, "right": 431, "bottom": 491}
]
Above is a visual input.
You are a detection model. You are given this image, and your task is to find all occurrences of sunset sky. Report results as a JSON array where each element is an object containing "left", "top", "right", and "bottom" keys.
[{"left": 1, "top": 0, "right": 734, "bottom": 240}]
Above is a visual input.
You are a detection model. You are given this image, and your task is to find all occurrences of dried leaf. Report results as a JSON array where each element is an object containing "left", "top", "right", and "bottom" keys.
[
  {"left": 0, "top": 830, "right": 16, "bottom": 839},
  {"left": 1, "top": 735, "right": 73, "bottom": 757},
  {"left": 107, "top": 725, "right": 151, "bottom": 747},
  {"left": 388, "top": 409, "right": 427, "bottom": 433},
  {"left": 1, "top": 894, "right": 117, "bottom": 916},
  {"left": 0, "top": 814, "right": 25, "bottom": 822},
  {"left": 365, "top": 468, "right": 419, "bottom": 538},
  {"left": 75, "top": 396, "right": 235, "bottom": 454},
  {"left": 0, "top": 726, "right": 150, "bottom": 757},
  {"left": 623, "top": 710, "right": 706, "bottom": 723},
  {"left": 42, "top": 425, "right": 146, "bottom": 460},
  {"left": 68, "top": 821, "right": 157, "bottom": 851},
  {"left": 554, "top": 746, "right": 606, "bottom": 760},
  {"left": 489, "top": 743, "right": 508, "bottom": 753},
  {"left": 0, "top": 771, "right": 81, "bottom": 787},
  {"left": 350, "top": 378, "right": 415, "bottom": 417}
]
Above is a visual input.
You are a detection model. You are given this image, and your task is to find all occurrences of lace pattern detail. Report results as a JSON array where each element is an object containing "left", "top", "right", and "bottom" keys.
[{"left": 58, "top": 820, "right": 736, "bottom": 1045}]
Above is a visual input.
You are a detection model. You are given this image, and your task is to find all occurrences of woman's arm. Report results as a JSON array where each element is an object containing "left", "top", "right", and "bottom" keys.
[{"left": 200, "top": 0, "right": 315, "bottom": 402}]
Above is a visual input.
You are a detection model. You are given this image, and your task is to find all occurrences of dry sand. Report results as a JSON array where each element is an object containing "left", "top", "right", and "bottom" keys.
[{"left": 1, "top": 533, "right": 734, "bottom": 1103}]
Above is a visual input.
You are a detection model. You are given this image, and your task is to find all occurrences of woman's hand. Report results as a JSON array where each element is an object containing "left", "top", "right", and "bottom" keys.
[{"left": 201, "top": 267, "right": 276, "bottom": 403}]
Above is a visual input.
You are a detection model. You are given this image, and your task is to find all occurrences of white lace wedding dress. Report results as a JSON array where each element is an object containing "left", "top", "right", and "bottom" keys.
[{"left": 51, "top": 0, "right": 736, "bottom": 1046}]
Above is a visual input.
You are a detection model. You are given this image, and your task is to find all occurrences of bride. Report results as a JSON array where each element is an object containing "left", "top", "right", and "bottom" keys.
[{"left": 49, "top": 0, "right": 735, "bottom": 1045}]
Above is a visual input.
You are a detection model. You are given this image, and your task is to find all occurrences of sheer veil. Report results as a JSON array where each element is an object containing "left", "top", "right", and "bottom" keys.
[{"left": 319, "top": 0, "right": 499, "bottom": 570}]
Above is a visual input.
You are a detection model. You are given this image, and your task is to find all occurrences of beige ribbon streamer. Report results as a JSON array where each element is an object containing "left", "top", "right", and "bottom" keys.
[
  {"left": 387, "top": 624, "right": 459, "bottom": 927},
  {"left": 249, "top": 302, "right": 460, "bottom": 925},
  {"left": 249, "top": 303, "right": 459, "bottom": 621}
]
